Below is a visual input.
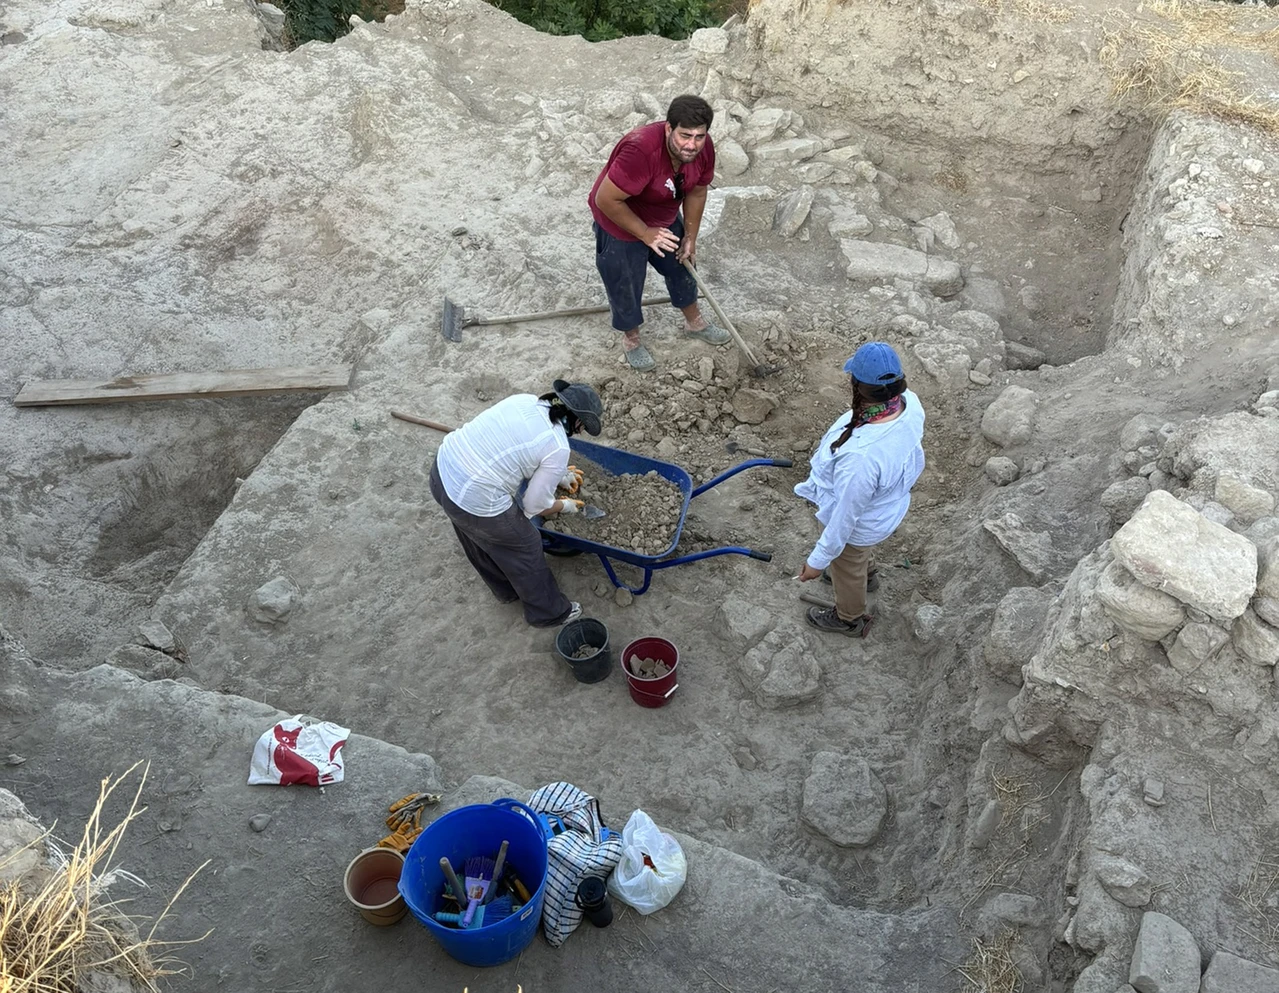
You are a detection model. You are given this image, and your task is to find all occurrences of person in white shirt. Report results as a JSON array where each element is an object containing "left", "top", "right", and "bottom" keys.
[
  {"left": 429, "top": 380, "right": 604, "bottom": 628},
  {"left": 794, "top": 342, "right": 925, "bottom": 637}
]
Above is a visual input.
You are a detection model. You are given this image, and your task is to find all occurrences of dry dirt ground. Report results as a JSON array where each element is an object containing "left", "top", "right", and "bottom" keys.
[{"left": 2, "top": 0, "right": 1279, "bottom": 988}]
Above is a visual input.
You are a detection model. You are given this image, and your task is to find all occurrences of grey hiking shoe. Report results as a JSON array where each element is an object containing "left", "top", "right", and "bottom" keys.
[
  {"left": 684, "top": 321, "right": 730, "bottom": 345},
  {"left": 624, "top": 345, "right": 656, "bottom": 372},
  {"left": 805, "top": 606, "right": 873, "bottom": 638}
]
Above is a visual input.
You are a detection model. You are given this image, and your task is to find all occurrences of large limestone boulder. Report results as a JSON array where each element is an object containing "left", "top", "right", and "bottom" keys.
[
  {"left": 1201, "top": 950, "right": 1279, "bottom": 993},
  {"left": 1111, "top": 491, "right": 1257, "bottom": 620},
  {"left": 1214, "top": 472, "right": 1275, "bottom": 523},
  {"left": 800, "top": 753, "right": 887, "bottom": 847},
  {"left": 1166, "top": 621, "right": 1230, "bottom": 672},
  {"left": 1095, "top": 560, "right": 1185, "bottom": 641},
  {"left": 1129, "top": 912, "right": 1199, "bottom": 993},
  {"left": 715, "top": 595, "right": 775, "bottom": 651},
  {"left": 982, "top": 513, "right": 1066, "bottom": 584},
  {"left": 737, "top": 623, "right": 821, "bottom": 709},
  {"left": 840, "top": 239, "right": 963, "bottom": 296},
  {"left": 1257, "top": 535, "right": 1279, "bottom": 600},
  {"left": 985, "top": 586, "right": 1053, "bottom": 684},
  {"left": 1232, "top": 609, "right": 1279, "bottom": 666},
  {"left": 1165, "top": 411, "right": 1279, "bottom": 491}
]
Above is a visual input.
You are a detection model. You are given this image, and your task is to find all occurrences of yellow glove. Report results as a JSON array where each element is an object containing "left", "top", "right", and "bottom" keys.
[
  {"left": 558, "top": 499, "right": 585, "bottom": 516},
  {"left": 558, "top": 466, "right": 583, "bottom": 495}
]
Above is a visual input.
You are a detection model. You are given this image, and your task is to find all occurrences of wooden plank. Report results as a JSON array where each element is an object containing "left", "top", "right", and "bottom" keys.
[{"left": 14, "top": 366, "right": 353, "bottom": 407}]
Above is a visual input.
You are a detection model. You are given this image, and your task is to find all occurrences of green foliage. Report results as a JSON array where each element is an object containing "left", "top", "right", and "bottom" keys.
[
  {"left": 279, "top": 0, "right": 390, "bottom": 45},
  {"left": 490, "top": 0, "right": 718, "bottom": 42},
  {"left": 279, "top": 0, "right": 712, "bottom": 47}
]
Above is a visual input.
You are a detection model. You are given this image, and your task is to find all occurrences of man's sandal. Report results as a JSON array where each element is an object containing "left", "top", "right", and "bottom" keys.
[
  {"left": 684, "top": 322, "right": 730, "bottom": 345},
  {"left": 624, "top": 345, "right": 657, "bottom": 372}
]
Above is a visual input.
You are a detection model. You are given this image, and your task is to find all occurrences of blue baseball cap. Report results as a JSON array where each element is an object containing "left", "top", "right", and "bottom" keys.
[{"left": 844, "top": 341, "right": 904, "bottom": 385}]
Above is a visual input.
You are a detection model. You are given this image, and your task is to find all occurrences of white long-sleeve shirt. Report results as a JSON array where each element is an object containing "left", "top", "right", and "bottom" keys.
[
  {"left": 794, "top": 390, "right": 925, "bottom": 570},
  {"left": 436, "top": 395, "right": 569, "bottom": 518}
]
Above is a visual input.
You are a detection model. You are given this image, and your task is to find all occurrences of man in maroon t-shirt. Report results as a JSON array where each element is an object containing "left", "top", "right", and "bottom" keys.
[{"left": 588, "top": 94, "right": 730, "bottom": 372}]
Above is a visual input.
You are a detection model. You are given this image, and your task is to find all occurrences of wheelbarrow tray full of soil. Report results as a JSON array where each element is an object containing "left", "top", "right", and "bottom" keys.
[{"left": 530, "top": 439, "right": 791, "bottom": 595}]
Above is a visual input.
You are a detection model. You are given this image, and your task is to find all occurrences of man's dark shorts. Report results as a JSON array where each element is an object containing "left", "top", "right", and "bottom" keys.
[{"left": 593, "top": 216, "right": 699, "bottom": 332}]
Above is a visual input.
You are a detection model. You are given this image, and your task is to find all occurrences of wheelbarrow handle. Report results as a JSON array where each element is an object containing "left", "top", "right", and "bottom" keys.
[{"left": 691, "top": 458, "right": 795, "bottom": 499}]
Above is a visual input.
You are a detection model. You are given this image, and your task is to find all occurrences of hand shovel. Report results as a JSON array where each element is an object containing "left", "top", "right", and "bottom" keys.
[{"left": 581, "top": 504, "right": 607, "bottom": 520}]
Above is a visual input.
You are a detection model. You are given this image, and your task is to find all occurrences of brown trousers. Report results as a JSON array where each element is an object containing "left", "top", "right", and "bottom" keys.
[{"left": 829, "top": 544, "right": 876, "bottom": 622}]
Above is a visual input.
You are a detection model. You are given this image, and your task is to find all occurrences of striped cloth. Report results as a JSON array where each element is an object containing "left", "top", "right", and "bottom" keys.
[{"left": 528, "top": 782, "right": 624, "bottom": 947}]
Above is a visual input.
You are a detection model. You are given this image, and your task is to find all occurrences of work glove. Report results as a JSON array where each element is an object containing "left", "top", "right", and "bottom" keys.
[
  {"left": 558, "top": 499, "right": 585, "bottom": 516},
  {"left": 558, "top": 465, "right": 583, "bottom": 495}
]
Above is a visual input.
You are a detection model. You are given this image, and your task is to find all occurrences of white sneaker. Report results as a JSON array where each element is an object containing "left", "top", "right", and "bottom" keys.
[{"left": 562, "top": 602, "right": 582, "bottom": 624}]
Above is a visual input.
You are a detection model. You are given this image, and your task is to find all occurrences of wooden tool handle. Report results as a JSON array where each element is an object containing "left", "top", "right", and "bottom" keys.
[
  {"left": 391, "top": 409, "right": 454, "bottom": 433},
  {"left": 470, "top": 296, "right": 671, "bottom": 327},
  {"left": 681, "top": 261, "right": 763, "bottom": 368}
]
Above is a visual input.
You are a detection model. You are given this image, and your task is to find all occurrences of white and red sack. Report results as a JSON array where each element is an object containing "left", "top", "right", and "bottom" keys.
[{"left": 248, "top": 715, "right": 350, "bottom": 786}]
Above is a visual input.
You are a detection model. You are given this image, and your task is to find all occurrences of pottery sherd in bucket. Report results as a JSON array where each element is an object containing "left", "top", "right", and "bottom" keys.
[
  {"left": 621, "top": 636, "right": 679, "bottom": 707},
  {"left": 555, "top": 617, "right": 612, "bottom": 683},
  {"left": 345, "top": 847, "right": 408, "bottom": 925}
]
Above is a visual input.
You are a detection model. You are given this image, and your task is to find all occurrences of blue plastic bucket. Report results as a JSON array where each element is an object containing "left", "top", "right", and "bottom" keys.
[{"left": 399, "top": 798, "right": 548, "bottom": 967}]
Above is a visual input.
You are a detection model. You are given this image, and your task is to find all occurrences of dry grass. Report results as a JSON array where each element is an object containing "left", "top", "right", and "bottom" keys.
[
  {"left": 1100, "top": 0, "right": 1279, "bottom": 136},
  {"left": 955, "top": 929, "right": 1024, "bottom": 993},
  {"left": 0, "top": 763, "right": 208, "bottom": 993},
  {"left": 1234, "top": 852, "right": 1279, "bottom": 952}
]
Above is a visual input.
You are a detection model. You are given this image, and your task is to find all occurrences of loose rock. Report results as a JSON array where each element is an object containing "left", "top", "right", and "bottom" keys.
[
  {"left": 985, "top": 456, "right": 1020, "bottom": 486},
  {"left": 250, "top": 814, "right": 272, "bottom": 832},
  {"left": 800, "top": 753, "right": 887, "bottom": 847},
  {"left": 1232, "top": 609, "right": 1279, "bottom": 666},
  {"left": 248, "top": 577, "right": 301, "bottom": 625},
  {"left": 731, "top": 388, "right": 780, "bottom": 425},
  {"left": 981, "top": 386, "right": 1039, "bottom": 448},
  {"left": 1101, "top": 478, "right": 1152, "bottom": 525},
  {"left": 1095, "top": 855, "right": 1153, "bottom": 908}
]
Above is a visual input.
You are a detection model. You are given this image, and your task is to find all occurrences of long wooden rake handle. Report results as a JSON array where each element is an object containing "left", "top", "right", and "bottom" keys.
[
  {"left": 681, "top": 260, "right": 764, "bottom": 370},
  {"left": 390, "top": 410, "right": 454, "bottom": 432}
]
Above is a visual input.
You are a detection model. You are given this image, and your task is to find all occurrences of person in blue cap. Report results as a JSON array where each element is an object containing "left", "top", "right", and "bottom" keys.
[{"left": 793, "top": 342, "right": 925, "bottom": 636}]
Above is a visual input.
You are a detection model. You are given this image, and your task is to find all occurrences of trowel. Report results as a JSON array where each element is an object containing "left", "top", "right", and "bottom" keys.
[
  {"left": 580, "top": 504, "right": 607, "bottom": 520},
  {"left": 725, "top": 441, "right": 769, "bottom": 457}
]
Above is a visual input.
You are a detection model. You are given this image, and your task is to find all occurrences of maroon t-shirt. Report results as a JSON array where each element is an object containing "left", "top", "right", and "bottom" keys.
[{"left": 588, "top": 121, "right": 716, "bottom": 242}]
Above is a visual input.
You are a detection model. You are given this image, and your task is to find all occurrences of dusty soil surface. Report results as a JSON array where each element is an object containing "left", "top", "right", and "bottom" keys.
[{"left": 2, "top": 0, "right": 1278, "bottom": 988}]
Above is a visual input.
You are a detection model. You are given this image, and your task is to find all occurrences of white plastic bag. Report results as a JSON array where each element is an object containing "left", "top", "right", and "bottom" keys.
[
  {"left": 606, "top": 809, "right": 687, "bottom": 915},
  {"left": 247, "top": 715, "right": 349, "bottom": 786}
]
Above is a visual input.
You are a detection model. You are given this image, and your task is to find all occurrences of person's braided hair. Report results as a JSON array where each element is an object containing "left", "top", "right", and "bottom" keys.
[{"left": 829, "top": 378, "right": 907, "bottom": 454}]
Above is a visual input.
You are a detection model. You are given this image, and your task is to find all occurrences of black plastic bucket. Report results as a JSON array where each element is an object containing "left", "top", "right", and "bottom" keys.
[{"left": 555, "top": 618, "right": 612, "bottom": 684}]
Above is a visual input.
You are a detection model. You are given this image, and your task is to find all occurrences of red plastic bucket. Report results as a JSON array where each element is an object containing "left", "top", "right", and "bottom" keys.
[{"left": 621, "top": 637, "right": 679, "bottom": 708}]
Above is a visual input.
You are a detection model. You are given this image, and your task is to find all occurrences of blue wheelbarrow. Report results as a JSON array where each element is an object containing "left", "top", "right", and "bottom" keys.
[{"left": 531, "top": 438, "right": 792, "bottom": 595}]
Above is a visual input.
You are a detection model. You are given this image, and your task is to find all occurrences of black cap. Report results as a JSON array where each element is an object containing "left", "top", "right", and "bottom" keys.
[{"left": 552, "top": 380, "right": 603, "bottom": 436}]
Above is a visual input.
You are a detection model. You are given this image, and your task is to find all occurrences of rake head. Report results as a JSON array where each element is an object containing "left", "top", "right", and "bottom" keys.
[{"left": 441, "top": 297, "right": 465, "bottom": 342}]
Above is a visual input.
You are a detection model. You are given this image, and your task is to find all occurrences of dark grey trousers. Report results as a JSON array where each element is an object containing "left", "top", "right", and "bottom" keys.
[{"left": 429, "top": 462, "right": 572, "bottom": 627}]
